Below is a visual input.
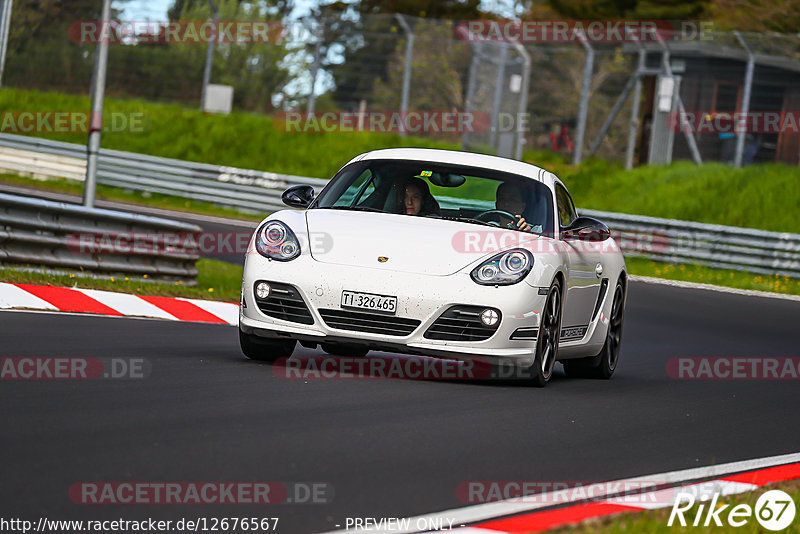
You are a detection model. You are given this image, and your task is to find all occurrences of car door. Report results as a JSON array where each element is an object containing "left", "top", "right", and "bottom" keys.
[{"left": 555, "top": 183, "right": 602, "bottom": 340}]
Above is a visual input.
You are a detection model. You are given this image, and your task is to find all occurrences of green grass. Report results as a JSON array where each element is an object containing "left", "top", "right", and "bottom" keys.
[
  {"left": 624, "top": 256, "right": 800, "bottom": 296},
  {"left": 0, "top": 259, "right": 242, "bottom": 302},
  {"left": 555, "top": 158, "right": 800, "bottom": 233},
  {"left": 552, "top": 480, "right": 800, "bottom": 534},
  {"left": 0, "top": 87, "right": 461, "bottom": 179}
]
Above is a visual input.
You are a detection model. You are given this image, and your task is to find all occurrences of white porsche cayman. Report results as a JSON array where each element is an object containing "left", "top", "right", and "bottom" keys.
[{"left": 239, "top": 148, "right": 627, "bottom": 386}]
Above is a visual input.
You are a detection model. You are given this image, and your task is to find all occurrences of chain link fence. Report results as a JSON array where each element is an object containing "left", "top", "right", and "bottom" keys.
[{"left": 1, "top": 2, "right": 799, "bottom": 166}]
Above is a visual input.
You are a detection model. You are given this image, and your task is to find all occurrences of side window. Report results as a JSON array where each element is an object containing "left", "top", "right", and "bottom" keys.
[
  {"left": 334, "top": 169, "right": 373, "bottom": 206},
  {"left": 555, "top": 183, "right": 577, "bottom": 228}
]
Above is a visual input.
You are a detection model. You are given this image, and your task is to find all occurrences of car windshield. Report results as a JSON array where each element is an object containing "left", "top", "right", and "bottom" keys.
[{"left": 312, "top": 159, "right": 555, "bottom": 236}]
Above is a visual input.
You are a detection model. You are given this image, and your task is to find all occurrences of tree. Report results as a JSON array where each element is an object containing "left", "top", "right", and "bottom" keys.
[
  {"left": 167, "top": 0, "right": 294, "bottom": 111},
  {"left": 319, "top": 0, "right": 484, "bottom": 109},
  {"left": 371, "top": 19, "right": 468, "bottom": 112},
  {"left": 5, "top": 0, "right": 130, "bottom": 93},
  {"left": 533, "top": 0, "right": 708, "bottom": 19},
  {"left": 708, "top": 0, "right": 800, "bottom": 32}
]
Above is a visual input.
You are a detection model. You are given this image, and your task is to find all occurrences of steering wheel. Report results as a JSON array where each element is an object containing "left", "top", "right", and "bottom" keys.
[{"left": 475, "top": 209, "right": 518, "bottom": 228}]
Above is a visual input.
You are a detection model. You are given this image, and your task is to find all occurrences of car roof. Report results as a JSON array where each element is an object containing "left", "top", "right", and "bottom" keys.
[{"left": 351, "top": 148, "right": 552, "bottom": 184}]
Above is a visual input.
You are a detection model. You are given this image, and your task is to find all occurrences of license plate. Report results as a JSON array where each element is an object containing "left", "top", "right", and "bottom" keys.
[{"left": 341, "top": 290, "right": 397, "bottom": 314}]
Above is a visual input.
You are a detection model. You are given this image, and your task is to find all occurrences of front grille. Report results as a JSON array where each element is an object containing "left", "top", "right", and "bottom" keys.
[
  {"left": 424, "top": 305, "right": 501, "bottom": 342},
  {"left": 319, "top": 308, "right": 420, "bottom": 337},
  {"left": 254, "top": 281, "right": 314, "bottom": 325}
]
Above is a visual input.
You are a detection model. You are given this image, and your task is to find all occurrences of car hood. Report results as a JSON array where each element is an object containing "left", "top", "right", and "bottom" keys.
[{"left": 305, "top": 209, "right": 542, "bottom": 276}]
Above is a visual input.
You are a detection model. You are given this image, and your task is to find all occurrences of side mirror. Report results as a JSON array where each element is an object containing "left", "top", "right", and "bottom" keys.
[
  {"left": 561, "top": 216, "right": 611, "bottom": 241},
  {"left": 282, "top": 184, "right": 315, "bottom": 209}
]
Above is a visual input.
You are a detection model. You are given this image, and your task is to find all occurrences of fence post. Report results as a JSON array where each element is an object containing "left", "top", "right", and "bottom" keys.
[
  {"left": 307, "top": 19, "right": 324, "bottom": 115},
  {"left": 200, "top": 0, "right": 218, "bottom": 110},
  {"left": 0, "top": 0, "right": 13, "bottom": 87},
  {"left": 509, "top": 38, "right": 530, "bottom": 161},
  {"left": 461, "top": 41, "right": 480, "bottom": 150},
  {"left": 395, "top": 14, "right": 414, "bottom": 137},
  {"left": 733, "top": 31, "right": 754, "bottom": 168},
  {"left": 625, "top": 46, "right": 646, "bottom": 170},
  {"left": 654, "top": 32, "right": 702, "bottom": 164},
  {"left": 489, "top": 43, "right": 508, "bottom": 150},
  {"left": 573, "top": 32, "right": 594, "bottom": 166},
  {"left": 83, "top": 0, "right": 111, "bottom": 209}
]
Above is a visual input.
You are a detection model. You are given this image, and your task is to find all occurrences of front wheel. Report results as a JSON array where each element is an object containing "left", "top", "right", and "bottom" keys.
[
  {"left": 563, "top": 279, "right": 625, "bottom": 379},
  {"left": 528, "top": 278, "right": 563, "bottom": 387},
  {"left": 239, "top": 329, "right": 296, "bottom": 362}
]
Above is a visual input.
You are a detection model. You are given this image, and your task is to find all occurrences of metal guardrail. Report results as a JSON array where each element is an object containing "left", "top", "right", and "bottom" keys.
[
  {"left": 582, "top": 209, "right": 800, "bottom": 278},
  {"left": 0, "top": 133, "right": 329, "bottom": 213},
  {"left": 0, "top": 192, "right": 202, "bottom": 283},
  {"left": 1, "top": 133, "right": 799, "bottom": 279}
]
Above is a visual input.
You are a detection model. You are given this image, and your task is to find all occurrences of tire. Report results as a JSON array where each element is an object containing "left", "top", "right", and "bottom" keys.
[
  {"left": 321, "top": 343, "right": 369, "bottom": 358},
  {"left": 563, "top": 279, "right": 625, "bottom": 379},
  {"left": 528, "top": 278, "right": 563, "bottom": 387},
  {"left": 239, "top": 329, "right": 296, "bottom": 362}
]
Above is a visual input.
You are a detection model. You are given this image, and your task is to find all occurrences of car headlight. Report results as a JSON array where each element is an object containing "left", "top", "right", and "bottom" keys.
[
  {"left": 471, "top": 249, "right": 533, "bottom": 285},
  {"left": 255, "top": 221, "right": 301, "bottom": 261}
]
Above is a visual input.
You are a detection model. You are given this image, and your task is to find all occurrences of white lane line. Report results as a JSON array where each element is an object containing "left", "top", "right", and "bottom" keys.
[
  {"left": 605, "top": 479, "right": 759, "bottom": 510},
  {"left": 178, "top": 297, "right": 240, "bottom": 325},
  {"left": 75, "top": 288, "right": 179, "bottom": 321},
  {"left": 630, "top": 275, "right": 800, "bottom": 302},
  {"left": 320, "top": 451, "right": 800, "bottom": 534},
  {"left": 0, "top": 282, "right": 58, "bottom": 310}
]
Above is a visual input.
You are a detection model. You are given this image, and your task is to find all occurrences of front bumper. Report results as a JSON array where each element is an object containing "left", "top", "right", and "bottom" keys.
[{"left": 240, "top": 255, "right": 547, "bottom": 364}]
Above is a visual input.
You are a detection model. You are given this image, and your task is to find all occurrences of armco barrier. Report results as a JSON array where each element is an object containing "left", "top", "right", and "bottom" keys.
[
  {"left": 582, "top": 209, "right": 800, "bottom": 278},
  {"left": 1, "top": 133, "right": 799, "bottom": 278},
  {"left": 0, "top": 133, "right": 329, "bottom": 213},
  {"left": 0, "top": 192, "right": 201, "bottom": 283}
]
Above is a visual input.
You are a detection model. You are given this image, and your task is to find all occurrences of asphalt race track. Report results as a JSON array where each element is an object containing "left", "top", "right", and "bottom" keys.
[{"left": 2, "top": 281, "right": 799, "bottom": 533}]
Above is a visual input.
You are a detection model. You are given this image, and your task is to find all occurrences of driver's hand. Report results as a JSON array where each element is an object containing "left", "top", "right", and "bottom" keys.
[{"left": 515, "top": 215, "right": 532, "bottom": 232}]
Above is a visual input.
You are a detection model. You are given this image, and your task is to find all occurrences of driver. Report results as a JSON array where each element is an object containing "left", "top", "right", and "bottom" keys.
[
  {"left": 397, "top": 177, "right": 441, "bottom": 216},
  {"left": 495, "top": 182, "right": 533, "bottom": 232}
]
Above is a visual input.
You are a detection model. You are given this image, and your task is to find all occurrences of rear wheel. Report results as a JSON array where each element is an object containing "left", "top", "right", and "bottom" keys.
[
  {"left": 529, "top": 278, "right": 563, "bottom": 387},
  {"left": 321, "top": 343, "right": 369, "bottom": 358},
  {"left": 563, "top": 280, "right": 625, "bottom": 379},
  {"left": 239, "top": 329, "right": 296, "bottom": 362}
]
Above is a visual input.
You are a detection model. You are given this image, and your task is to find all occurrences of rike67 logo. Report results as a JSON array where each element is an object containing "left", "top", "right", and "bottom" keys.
[{"left": 668, "top": 489, "right": 796, "bottom": 531}]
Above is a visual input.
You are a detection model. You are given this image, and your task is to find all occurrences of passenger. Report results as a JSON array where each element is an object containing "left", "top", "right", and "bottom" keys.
[
  {"left": 398, "top": 177, "right": 441, "bottom": 216},
  {"left": 495, "top": 182, "right": 534, "bottom": 232}
]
